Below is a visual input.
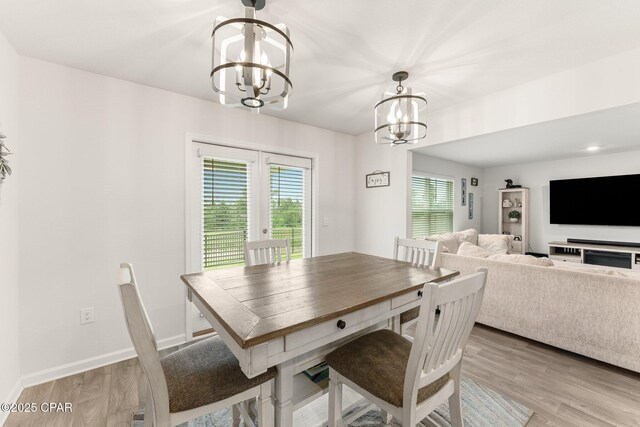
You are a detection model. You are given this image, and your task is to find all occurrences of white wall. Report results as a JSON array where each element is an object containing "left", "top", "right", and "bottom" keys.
[
  {"left": 0, "top": 30, "right": 21, "bottom": 417},
  {"left": 354, "top": 135, "right": 411, "bottom": 257},
  {"left": 17, "top": 57, "right": 356, "bottom": 380},
  {"left": 482, "top": 150, "right": 640, "bottom": 253},
  {"left": 355, "top": 47, "right": 640, "bottom": 261},
  {"left": 412, "top": 153, "right": 483, "bottom": 233}
]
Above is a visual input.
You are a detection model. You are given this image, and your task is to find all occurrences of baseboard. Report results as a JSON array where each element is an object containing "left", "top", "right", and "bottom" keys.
[
  {"left": 21, "top": 334, "right": 186, "bottom": 388},
  {"left": 0, "top": 378, "right": 24, "bottom": 426}
]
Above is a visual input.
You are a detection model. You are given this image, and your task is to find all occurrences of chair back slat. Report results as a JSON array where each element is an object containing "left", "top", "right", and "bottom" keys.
[
  {"left": 393, "top": 237, "right": 442, "bottom": 269},
  {"left": 243, "top": 238, "right": 291, "bottom": 266},
  {"left": 403, "top": 268, "right": 487, "bottom": 405},
  {"left": 117, "top": 263, "right": 170, "bottom": 424}
]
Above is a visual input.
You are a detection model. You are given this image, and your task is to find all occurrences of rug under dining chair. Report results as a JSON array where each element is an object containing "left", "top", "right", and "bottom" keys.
[{"left": 132, "top": 376, "right": 533, "bottom": 427}]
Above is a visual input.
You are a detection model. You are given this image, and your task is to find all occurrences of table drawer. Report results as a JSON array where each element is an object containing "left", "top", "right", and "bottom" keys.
[
  {"left": 391, "top": 289, "right": 424, "bottom": 310},
  {"left": 285, "top": 301, "right": 388, "bottom": 351}
]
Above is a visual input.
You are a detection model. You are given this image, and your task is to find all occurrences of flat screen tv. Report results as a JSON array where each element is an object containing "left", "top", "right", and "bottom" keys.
[{"left": 550, "top": 173, "right": 640, "bottom": 226}]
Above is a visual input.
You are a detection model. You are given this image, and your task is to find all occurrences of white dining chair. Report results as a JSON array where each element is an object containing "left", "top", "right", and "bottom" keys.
[
  {"left": 326, "top": 268, "right": 488, "bottom": 427},
  {"left": 118, "top": 263, "right": 275, "bottom": 427},
  {"left": 393, "top": 237, "right": 443, "bottom": 335},
  {"left": 393, "top": 237, "right": 442, "bottom": 269},
  {"left": 243, "top": 238, "right": 291, "bottom": 266}
]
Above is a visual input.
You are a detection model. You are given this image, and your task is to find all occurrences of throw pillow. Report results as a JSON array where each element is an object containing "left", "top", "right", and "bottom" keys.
[
  {"left": 478, "top": 234, "right": 510, "bottom": 254},
  {"left": 488, "top": 253, "right": 554, "bottom": 267},
  {"left": 456, "top": 242, "right": 494, "bottom": 258},
  {"left": 425, "top": 233, "right": 459, "bottom": 253},
  {"left": 455, "top": 229, "right": 479, "bottom": 246}
]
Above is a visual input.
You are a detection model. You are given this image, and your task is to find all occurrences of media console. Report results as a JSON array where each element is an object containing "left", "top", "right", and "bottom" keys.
[{"left": 549, "top": 240, "right": 640, "bottom": 271}]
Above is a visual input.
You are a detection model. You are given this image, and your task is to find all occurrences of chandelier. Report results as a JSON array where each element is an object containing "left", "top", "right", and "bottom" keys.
[
  {"left": 374, "top": 72, "right": 427, "bottom": 145},
  {"left": 211, "top": 0, "right": 293, "bottom": 110}
]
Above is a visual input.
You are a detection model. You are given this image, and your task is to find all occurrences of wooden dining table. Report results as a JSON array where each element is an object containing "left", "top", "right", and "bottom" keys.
[{"left": 181, "top": 252, "right": 458, "bottom": 427}]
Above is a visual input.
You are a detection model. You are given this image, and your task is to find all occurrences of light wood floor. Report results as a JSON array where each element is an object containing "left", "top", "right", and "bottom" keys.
[{"left": 6, "top": 325, "right": 640, "bottom": 426}]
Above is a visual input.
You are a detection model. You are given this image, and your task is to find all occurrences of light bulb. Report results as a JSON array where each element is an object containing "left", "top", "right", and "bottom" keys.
[
  {"left": 235, "top": 52, "right": 244, "bottom": 86},
  {"left": 388, "top": 101, "right": 401, "bottom": 124}
]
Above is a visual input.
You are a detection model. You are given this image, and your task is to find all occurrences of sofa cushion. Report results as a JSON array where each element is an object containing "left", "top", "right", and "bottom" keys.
[
  {"left": 478, "top": 234, "right": 510, "bottom": 254},
  {"left": 457, "top": 242, "right": 494, "bottom": 258},
  {"left": 488, "top": 253, "right": 554, "bottom": 267}
]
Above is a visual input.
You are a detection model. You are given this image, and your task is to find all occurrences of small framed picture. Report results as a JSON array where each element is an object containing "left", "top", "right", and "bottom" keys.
[
  {"left": 366, "top": 171, "right": 390, "bottom": 188},
  {"left": 461, "top": 178, "right": 467, "bottom": 206},
  {"left": 471, "top": 177, "right": 478, "bottom": 186},
  {"left": 469, "top": 193, "right": 474, "bottom": 219}
]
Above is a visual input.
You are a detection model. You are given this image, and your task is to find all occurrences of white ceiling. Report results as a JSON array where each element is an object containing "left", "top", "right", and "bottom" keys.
[
  {"left": 2, "top": 0, "right": 640, "bottom": 135},
  {"left": 413, "top": 102, "right": 640, "bottom": 168}
]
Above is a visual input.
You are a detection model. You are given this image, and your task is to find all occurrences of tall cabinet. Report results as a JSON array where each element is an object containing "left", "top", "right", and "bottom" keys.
[{"left": 498, "top": 188, "right": 529, "bottom": 254}]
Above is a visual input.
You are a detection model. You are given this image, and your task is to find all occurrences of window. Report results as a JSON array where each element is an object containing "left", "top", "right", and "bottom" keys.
[
  {"left": 411, "top": 175, "right": 454, "bottom": 238},
  {"left": 202, "top": 158, "right": 252, "bottom": 270}
]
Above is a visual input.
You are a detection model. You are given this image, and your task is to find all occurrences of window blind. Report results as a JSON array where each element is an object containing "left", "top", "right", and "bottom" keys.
[
  {"left": 269, "top": 165, "right": 305, "bottom": 259},
  {"left": 411, "top": 176, "right": 454, "bottom": 238},
  {"left": 202, "top": 158, "right": 251, "bottom": 269}
]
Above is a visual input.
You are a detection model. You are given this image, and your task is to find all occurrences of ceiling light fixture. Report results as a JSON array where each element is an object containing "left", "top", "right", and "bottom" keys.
[
  {"left": 374, "top": 71, "right": 427, "bottom": 146},
  {"left": 586, "top": 146, "right": 600, "bottom": 152},
  {"left": 211, "top": 0, "right": 293, "bottom": 110}
]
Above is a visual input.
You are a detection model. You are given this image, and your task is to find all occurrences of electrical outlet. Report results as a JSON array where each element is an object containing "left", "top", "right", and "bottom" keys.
[{"left": 80, "top": 307, "right": 94, "bottom": 325}]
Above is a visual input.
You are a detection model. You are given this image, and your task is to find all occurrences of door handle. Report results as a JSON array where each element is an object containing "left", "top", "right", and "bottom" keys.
[{"left": 262, "top": 228, "right": 268, "bottom": 234}]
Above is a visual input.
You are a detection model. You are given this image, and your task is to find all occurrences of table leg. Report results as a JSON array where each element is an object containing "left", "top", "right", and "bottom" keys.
[
  {"left": 275, "top": 359, "right": 294, "bottom": 427},
  {"left": 391, "top": 314, "right": 401, "bottom": 334}
]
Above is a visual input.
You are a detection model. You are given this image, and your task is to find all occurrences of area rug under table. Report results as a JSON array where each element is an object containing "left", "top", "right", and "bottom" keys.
[{"left": 133, "top": 376, "right": 533, "bottom": 426}]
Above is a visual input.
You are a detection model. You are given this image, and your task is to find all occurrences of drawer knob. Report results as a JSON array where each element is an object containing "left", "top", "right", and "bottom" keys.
[
  {"left": 418, "top": 290, "right": 423, "bottom": 297},
  {"left": 337, "top": 320, "right": 346, "bottom": 330}
]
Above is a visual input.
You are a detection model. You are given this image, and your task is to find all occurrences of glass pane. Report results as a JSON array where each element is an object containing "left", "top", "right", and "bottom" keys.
[
  {"left": 270, "top": 165, "right": 304, "bottom": 259},
  {"left": 202, "top": 159, "right": 250, "bottom": 270}
]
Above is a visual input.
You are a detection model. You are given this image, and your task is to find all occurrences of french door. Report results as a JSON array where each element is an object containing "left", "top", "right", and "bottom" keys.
[{"left": 187, "top": 143, "right": 312, "bottom": 334}]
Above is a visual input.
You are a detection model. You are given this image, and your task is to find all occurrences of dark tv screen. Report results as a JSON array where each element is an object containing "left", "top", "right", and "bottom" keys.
[{"left": 550, "top": 174, "right": 640, "bottom": 226}]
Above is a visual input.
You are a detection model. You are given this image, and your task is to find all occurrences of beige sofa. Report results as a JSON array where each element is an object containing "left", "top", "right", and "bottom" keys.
[{"left": 441, "top": 253, "right": 640, "bottom": 373}]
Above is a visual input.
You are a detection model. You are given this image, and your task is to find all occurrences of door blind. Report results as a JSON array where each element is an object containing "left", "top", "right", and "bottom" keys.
[
  {"left": 411, "top": 176, "right": 454, "bottom": 238},
  {"left": 202, "top": 158, "right": 251, "bottom": 269},
  {"left": 269, "top": 165, "right": 305, "bottom": 259}
]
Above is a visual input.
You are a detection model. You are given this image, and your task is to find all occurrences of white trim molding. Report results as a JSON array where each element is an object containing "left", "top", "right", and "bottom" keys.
[
  {"left": 21, "top": 334, "right": 186, "bottom": 388},
  {"left": 0, "top": 379, "right": 25, "bottom": 426}
]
